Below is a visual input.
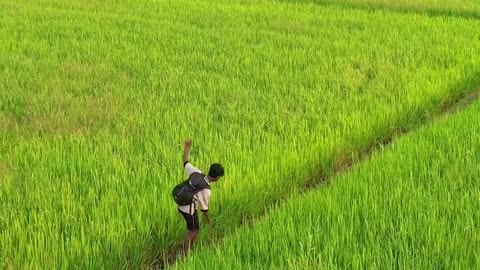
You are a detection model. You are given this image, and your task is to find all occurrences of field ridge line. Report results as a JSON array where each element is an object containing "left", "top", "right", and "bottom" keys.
[
  {"left": 157, "top": 81, "right": 480, "bottom": 269},
  {"left": 275, "top": 0, "right": 480, "bottom": 20}
]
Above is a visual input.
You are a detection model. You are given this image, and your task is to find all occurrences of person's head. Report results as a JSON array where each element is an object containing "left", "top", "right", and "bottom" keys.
[{"left": 207, "top": 163, "right": 224, "bottom": 182}]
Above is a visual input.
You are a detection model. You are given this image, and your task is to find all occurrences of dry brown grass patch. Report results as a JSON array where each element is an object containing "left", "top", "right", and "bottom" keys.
[
  {"left": 0, "top": 161, "right": 13, "bottom": 182},
  {"left": 12, "top": 91, "right": 118, "bottom": 136},
  {"left": 275, "top": 19, "right": 308, "bottom": 34}
]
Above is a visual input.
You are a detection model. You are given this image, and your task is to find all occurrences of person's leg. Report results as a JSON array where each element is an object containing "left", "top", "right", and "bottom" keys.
[
  {"left": 167, "top": 209, "right": 190, "bottom": 264},
  {"left": 181, "top": 229, "right": 199, "bottom": 258},
  {"left": 180, "top": 210, "right": 200, "bottom": 259}
]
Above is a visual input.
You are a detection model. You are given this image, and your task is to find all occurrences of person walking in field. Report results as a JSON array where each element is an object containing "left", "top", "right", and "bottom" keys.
[{"left": 170, "top": 139, "right": 225, "bottom": 261}]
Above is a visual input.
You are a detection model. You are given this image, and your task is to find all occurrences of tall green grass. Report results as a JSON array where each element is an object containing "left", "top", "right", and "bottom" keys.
[
  {"left": 1, "top": 0, "right": 480, "bottom": 268},
  {"left": 175, "top": 93, "right": 480, "bottom": 270},
  {"left": 277, "top": 0, "right": 480, "bottom": 18}
]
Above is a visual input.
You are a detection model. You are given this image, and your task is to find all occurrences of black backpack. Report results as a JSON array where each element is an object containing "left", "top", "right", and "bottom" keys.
[{"left": 172, "top": 172, "right": 210, "bottom": 206}]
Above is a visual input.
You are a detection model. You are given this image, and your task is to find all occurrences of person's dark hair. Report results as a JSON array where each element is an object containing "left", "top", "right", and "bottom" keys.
[{"left": 208, "top": 163, "right": 224, "bottom": 178}]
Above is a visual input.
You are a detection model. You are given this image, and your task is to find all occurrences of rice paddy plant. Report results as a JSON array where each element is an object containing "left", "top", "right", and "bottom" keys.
[
  {"left": 0, "top": 0, "right": 479, "bottom": 268},
  {"left": 278, "top": 0, "right": 480, "bottom": 18},
  {"left": 175, "top": 86, "right": 480, "bottom": 270}
]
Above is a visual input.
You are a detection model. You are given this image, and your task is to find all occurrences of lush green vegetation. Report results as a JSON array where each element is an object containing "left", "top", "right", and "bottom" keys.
[
  {"left": 1, "top": 0, "right": 479, "bottom": 269},
  {"left": 279, "top": 0, "right": 480, "bottom": 17},
  {"left": 175, "top": 94, "right": 480, "bottom": 270}
]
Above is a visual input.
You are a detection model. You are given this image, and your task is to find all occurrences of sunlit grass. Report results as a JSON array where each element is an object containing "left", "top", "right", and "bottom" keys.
[
  {"left": 176, "top": 90, "right": 480, "bottom": 270},
  {"left": 279, "top": 0, "right": 480, "bottom": 17},
  {"left": 0, "top": 0, "right": 479, "bottom": 268}
]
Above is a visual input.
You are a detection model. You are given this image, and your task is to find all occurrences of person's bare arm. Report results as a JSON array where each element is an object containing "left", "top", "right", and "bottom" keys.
[
  {"left": 183, "top": 139, "right": 192, "bottom": 165},
  {"left": 183, "top": 139, "right": 202, "bottom": 175},
  {"left": 198, "top": 190, "right": 214, "bottom": 225},
  {"left": 202, "top": 210, "right": 214, "bottom": 225}
]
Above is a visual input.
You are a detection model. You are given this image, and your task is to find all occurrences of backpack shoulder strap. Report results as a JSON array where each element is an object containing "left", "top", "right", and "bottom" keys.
[{"left": 189, "top": 172, "right": 210, "bottom": 190}]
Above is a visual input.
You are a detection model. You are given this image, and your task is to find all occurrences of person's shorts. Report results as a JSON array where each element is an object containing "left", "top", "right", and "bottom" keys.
[{"left": 178, "top": 208, "right": 199, "bottom": 231}]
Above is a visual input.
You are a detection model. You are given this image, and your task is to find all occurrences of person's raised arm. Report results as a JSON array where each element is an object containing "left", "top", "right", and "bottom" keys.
[
  {"left": 183, "top": 139, "right": 192, "bottom": 166},
  {"left": 183, "top": 139, "right": 202, "bottom": 175}
]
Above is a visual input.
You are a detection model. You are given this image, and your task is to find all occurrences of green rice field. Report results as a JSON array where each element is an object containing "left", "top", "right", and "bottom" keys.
[
  {"left": 0, "top": 0, "right": 479, "bottom": 269},
  {"left": 280, "top": 0, "right": 480, "bottom": 17},
  {"left": 175, "top": 89, "right": 480, "bottom": 270}
]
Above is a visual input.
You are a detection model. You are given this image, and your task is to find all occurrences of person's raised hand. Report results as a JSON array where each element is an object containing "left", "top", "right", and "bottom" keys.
[{"left": 184, "top": 139, "right": 192, "bottom": 149}]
